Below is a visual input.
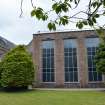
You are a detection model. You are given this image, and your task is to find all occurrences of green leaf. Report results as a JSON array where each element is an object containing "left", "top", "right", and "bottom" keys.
[
  {"left": 52, "top": 23, "right": 56, "bottom": 30},
  {"left": 92, "top": 17, "right": 96, "bottom": 23},
  {"left": 103, "top": 11, "right": 105, "bottom": 15},
  {"left": 48, "top": 23, "right": 53, "bottom": 31},
  {"left": 48, "top": 22, "right": 56, "bottom": 31},
  {"left": 78, "top": 23, "right": 83, "bottom": 29},
  {"left": 61, "top": 3, "right": 68, "bottom": 12},
  {"left": 83, "top": 21, "right": 88, "bottom": 25},
  {"left": 52, "top": 3, "right": 58, "bottom": 10},
  {"left": 56, "top": 4, "right": 62, "bottom": 14},
  {"left": 59, "top": 16, "right": 69, "bottom": 25},
  {"left": 76, "top": 22, "right": 83, "bottom": 29},
  {"left": 103, "top": 0, "right": 105, "bottom": 6},
  {"left": 42, "top": 14, "right": 48, "bottom": 21},
  {"left": 55, "top": 20, "right": 58, "bottom": 24},
  {"left": 88, "top": 19, "right": 93, "bottom": 26},
  {"left": 64, "top": 0, "right": 69, "bottom": 2},
  {"left": 66, "top": 2, "right": 71, "bottom": 8},
  {"left": 95, "top": 14, "right": 99, "bottom": 18},
  {"left": 34, "top": 7, "right": 44, "bottom": 20},
  {"left": 91, "top": 1, "right": 98, "bottom": 8},
  {"left": 70, "top": 0, "right": 73, "bottom": 2},
  {"left": 37, "top": 7, "right": 43, "bottom": 11},
  {"left": 31, "top": 10, "right": 36, "bottom": 17}
]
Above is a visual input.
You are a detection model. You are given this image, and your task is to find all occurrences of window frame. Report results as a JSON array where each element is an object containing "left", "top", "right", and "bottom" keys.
[
  {"left": 85, "top": 37, "right": 104, "bottom": 83},
  {"left": 41, "top": 40, "right": 55, "bottom": 83},
  {"left": 64, "top": 38, "right": 79, "bottom": 83}
]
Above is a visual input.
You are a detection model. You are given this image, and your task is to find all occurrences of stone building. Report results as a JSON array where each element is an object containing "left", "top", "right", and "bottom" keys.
[
  {"left": 0, "top": 36, "right": 15, "bottom": 59},
  {"left": 32, "top": 30, "right": 105, "bottom": 88}
]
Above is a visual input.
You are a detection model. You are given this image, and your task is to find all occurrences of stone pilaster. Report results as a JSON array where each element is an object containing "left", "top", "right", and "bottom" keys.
[
  {"left": 77, "top": 37, "right": 88, "bottom": 87},
  {"left": 54, "top": 35, "right": 64, "bottom": 87},
  {"left": 32, "top": 36, "right": 42, "bottom": 86}
]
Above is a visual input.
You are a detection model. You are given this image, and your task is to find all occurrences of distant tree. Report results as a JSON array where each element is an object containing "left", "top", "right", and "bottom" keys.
[
  {"left": 0, "top": 45, "right": 35, "bottom": 89},
  {"left": 20, "top": 0, "right": 105, "bottom": 31}
]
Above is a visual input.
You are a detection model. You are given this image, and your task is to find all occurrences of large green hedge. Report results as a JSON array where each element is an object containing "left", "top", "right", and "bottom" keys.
[{"left": 0, "top": 45, "right": 35, "bottom": 88}]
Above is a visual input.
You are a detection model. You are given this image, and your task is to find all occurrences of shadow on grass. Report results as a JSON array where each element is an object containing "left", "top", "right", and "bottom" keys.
[{"left": 0, "top": 87, "right": 35, "bottom": 93}]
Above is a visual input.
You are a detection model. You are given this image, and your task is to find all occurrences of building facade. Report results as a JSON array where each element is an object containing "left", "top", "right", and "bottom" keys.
[{"left": 32, "top": 30, "right": 105, "bottom": 88}]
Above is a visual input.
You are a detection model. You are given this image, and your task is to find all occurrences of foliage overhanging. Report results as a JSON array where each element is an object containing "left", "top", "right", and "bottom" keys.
[{"left": 20, "top": 0, "right": 105, "bottom": 31}]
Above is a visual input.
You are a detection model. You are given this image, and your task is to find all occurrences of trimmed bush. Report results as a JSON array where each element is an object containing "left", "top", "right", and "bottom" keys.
[{"left": 0, "top": 45, "right": 35, "bottom": 88}]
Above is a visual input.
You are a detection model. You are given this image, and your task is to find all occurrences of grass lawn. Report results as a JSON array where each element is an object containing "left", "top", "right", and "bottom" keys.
[{"left": 0, "top": 90, "right": 105, "bottom": 105}]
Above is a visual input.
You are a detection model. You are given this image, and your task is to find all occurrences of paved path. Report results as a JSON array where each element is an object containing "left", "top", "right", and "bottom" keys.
[{"left": 35, "top": 88, "right": 105, "bottom": 91}]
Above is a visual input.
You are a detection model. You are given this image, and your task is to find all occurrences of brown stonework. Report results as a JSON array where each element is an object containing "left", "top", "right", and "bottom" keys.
[
  {"left": 32, "top": 30, "right": 105, "bottom": 88},
  {"left": 32, "top": 36, "right": 42, "bottom": 86},
  {"left": 54, "top": 33, "right": 64, "bottom": 87},
  {"left": 77, "top": 37, "right": 88, "bottom": 88}
]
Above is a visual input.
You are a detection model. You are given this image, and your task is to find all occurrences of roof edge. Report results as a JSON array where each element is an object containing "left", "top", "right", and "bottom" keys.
[{"left": 33, "top": 29, "right": 95, "bottom": 36}]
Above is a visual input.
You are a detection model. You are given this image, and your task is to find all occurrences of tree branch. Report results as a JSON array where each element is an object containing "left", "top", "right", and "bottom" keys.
[
  {"left": 72, "top": 0, "right": 80, "bottom": 9},
  {"left": 31, "top": 0, "right": 35, "bottom": 8},
  {"left": 20, "top": 0, "right": 23, "bottom": 17}
]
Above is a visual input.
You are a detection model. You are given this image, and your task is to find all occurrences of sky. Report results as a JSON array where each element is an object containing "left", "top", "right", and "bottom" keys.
[{"left": 0, "top": 0, "right": 105, "bottom": 45}]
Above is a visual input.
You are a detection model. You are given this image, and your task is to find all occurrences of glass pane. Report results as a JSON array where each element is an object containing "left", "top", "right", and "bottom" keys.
[
  {"left": 68, "top": 68, "right": 73, "bottom": 71},
  {"left": 42, "top": 40, "right": 55, "bottom": 82},
  {"left": 64, "top": 48, "right": 68, "bottom": 52},
  {"left": 46, "top": 73, "right": 50, "bottom": 82},
  {"left": 70, "top": 72, "right": 73, "bottom": 82},
  {"left": 98, "top": 73, "right": 102, "bottom": 81},
  {"left": 47, "top": 49, "right": 50, "bottom": 54},
  {"left": 68, "top": 57, "right": 73, "bottom": 67},
  {"left": 42, "top": 41, "right": 54, "bottom": 48},
  {"left": 47, "top": 69, "right": 50, "bottom": 72},
  {"left": 64, "top": 39, "right": 78, "bottom": 82},
  {"left": 65, "top": 68, "right": 68, "bottom": 72},
  {"left": 65, "top": 72, "right": 69, "bottom": 82},
  {"left": 85, "top": 38, "right": 99, "bottom": 47},
  {"left": 73, "top": 48, "right": 76, "bottom": 52},
  {"left": 69, "top": 52, "right": 72, "bottom": 56},
  {"left": 51, "top": 73, "right": 54, "bottom": 82},
  {"left": 85, "top": 38, "right": 102, "bottom": 82},
  {"left": 88, "top": 51, "right": 91, "bottom": 55},
  {"left": 43, "top": 69, "right": 47, "bottom": 72},
  {"left": 43, "top": 49, "right": 46, "bottom": 54},
  {"left": 47, "top": 58, "right": 51, "bottom": 68},
  {"left": 51, "top": 60, "right": 54, "bottom": 68},
  {"left": 68, "top": 48, "right": 72, "bottom": 52},
  {"left": 87, "top": 47, "right": 91, "bottom": 51},
  {"left": 88, "top": 57, "right": 92, "bottom": 67},
  {"left": 88, "top": 67, "right": 92, "bottom": 71},
  {"left": 43, "top": 73, "right": 47, "bottom": 82},
  {"left": 65, "top": 57, "right": 69, "bottom": 67},
  {"left": 43, "top": 58, "right": 46, "bottom": 68},
  {"left": 74, "top": 68, "right": 77, "bottom": 71},
  {"left": 73, "top": 56, "right": 77, "bottom": 67},
  {"left": 74, "top": 72, "right": 78, "bottom": 82},
  {"left": 64, "top": 39, "right": 77, "bottom": 48},
  {"left": 93, "top": 72, "right": 97, "bottom": 81},
  {"left": 51, "top": 69, "right": 54, "bottom": 72},
  {"left": 89, "top": 72, "right": 93, "bottom": 81}
]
